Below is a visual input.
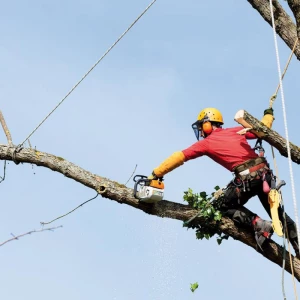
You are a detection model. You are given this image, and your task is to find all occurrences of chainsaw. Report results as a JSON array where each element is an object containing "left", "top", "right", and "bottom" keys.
[{"left": 133, "top": 175, "right": 164, "bottom": 203}]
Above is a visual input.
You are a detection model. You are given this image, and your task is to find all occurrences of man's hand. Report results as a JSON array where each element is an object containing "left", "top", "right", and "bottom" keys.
[
  {"left": 148, "top": 172, "right": 163, "bottom": 181},
  {"left": 236, "top": 127, "right": 252, "bottom": 135},
  {"left": 261, "top": 107, "right": 275, "bottom": 128},
  {"left": 148, "top": 173, "right": 156, "bottom": 180}
]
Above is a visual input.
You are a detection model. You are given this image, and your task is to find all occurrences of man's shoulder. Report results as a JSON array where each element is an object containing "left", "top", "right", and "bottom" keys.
[{"left": 222, "top": 126, "right": 244, "bottom": 132}]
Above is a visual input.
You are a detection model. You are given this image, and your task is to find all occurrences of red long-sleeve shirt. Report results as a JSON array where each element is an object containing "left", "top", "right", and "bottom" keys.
[{"left": 182, "top": 126, "right": 258, "bottom": 172}]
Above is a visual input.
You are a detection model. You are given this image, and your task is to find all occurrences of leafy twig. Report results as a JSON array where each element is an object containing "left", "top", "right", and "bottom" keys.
[
  {"left": 0, "top": 225, "right": 63, "bottom": 247},
  {"left": 182, "top": 187, "right": 228, "bottom": 243}
]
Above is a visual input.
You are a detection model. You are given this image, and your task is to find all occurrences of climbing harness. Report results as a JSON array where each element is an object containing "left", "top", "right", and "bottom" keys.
[
  {"left": 16, "top": 0, "right": 158, "bottom": 150},
  {"left": 253, "top": 139, "right": 265, "bottom": 157},
  {"left": 250, "top": 141, "right": 286, "bottom": 237}
]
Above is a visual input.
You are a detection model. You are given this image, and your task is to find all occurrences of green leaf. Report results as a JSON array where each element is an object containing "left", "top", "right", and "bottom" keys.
[
  {"left": 200, "top": 191, "right": 207, "bottom": 198},
  {"left": 214, "top": 185, "right": 220, "bottom": 191},
  {"left": 204, "top": 233, "right": 210, "bottom": 240},
  {"left": 217, "top": 238, "right": 222, "bottom": 245},
  {"left": 190, "top": 282, "right": 199, "bottom": 293},
  {"left": 222, "top": 234, "right": 230, "bottom": 240},
  {"left": 214, "top": 211, "right": 222, "bottom": 221},
  {"left": 196, "top": 231, "right": 204, "bottom": 240}
]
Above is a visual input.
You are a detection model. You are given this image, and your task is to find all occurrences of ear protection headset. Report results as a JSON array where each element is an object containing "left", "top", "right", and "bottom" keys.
[{"left": 202, "top": 121, "right": 213, "bottom": 135}]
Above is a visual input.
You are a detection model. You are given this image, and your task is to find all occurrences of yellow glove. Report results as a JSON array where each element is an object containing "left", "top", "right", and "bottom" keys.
[
  {"left": 261, "top": 108, "right": 274, "bottom": 129},
  {"left": 153, "top": 151, "right": 185, "bottom": 178}
]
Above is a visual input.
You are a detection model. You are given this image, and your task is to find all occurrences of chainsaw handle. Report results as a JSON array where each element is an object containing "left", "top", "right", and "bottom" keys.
[
  {"left": 133, "top": 175, "right": 150, "bottom": 199},
  {"left": 133, "top": 175, "right": 148, "bottom": 182},
  {"left": 133, "top": 181, "right": 139, "bottom": 199}
]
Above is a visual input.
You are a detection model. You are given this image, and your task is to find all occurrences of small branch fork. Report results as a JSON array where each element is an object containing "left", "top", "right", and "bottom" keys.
[
  {"left": 0, "top": 111, "right": 13, "bottom": 146},
  {"left": 0, "top": 225, "right": 63, "bottom": 247}
]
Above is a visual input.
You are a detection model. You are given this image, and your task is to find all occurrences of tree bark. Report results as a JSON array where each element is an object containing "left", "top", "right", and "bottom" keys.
[
  {"left": 235, "top": 110, "right": 300, "bottom": 164},
  {"left": 248, "top": 0, "right": 300, "bottom": 59},
  {"left": 287, "top": 0, "right": 300, "bottom": 39},
  {"left": 0, "top": 144, "right": 300, "bottom": 280}
]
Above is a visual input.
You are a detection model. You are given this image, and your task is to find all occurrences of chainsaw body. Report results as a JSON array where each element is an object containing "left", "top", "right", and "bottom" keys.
[{"left": 133, "top": 175, "right": 164, "bottom": 203}]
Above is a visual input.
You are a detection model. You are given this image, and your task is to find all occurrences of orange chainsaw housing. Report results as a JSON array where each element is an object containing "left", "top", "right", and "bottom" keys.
[{"left": 150, "top": 180, "right": 164, "bottom": 189}]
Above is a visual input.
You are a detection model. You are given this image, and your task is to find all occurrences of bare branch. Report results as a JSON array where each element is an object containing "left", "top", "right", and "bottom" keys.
[
  {"left": 40, "top": 193, "right": 99, "bottom": 225},
  {"left": 0, "top": 160, "right": 7, "bottom": 184},
  {"left": 0, "top": 111, "right": 13, "bottom": 146},
  {"left": 247, "top": 0, "right": 300, "bottom": 60},
  {"left": 0, "top": 144, "right": 299, "bottom": 279},
  {"left": 124, "top": 164, "right": 137, "bottom": 186},
  {"left": 0, "top": 225, "right": 63, "bottom": 247}
]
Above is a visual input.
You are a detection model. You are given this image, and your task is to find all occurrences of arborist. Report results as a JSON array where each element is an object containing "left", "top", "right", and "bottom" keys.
[{"left": 149, "top": 107, "right": 299, "bottom": 257}]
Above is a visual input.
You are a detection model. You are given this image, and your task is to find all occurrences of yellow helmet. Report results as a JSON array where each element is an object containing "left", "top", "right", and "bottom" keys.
[
  {"left": 197, "top": 107, "right": 223, "bottom": 124},
  {"left": 192, "top": 107, "right": 223, "bottom": 140}
]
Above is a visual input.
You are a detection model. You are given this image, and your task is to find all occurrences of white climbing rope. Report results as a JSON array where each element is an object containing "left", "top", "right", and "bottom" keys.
[
  {"left": 269, "top": 0, "right": 300, "bottom": 252},
  {"left": 17, "top": 0, "right": 157, "bottom": 148}
]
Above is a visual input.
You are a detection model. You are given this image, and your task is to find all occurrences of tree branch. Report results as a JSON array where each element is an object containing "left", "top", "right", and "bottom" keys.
[
  {"left": 0, "top": 144, "right": 299, "bottom": 280},
  {"left": 0, "top": 225, "right": 63, "bottom": 247},
  {"left": 235, "top": 109, "right": 300, "bottom": 164},
  {"left": 0, "top": 111, "right": 13, "bottom": 146},
  {"left": 248, "top": 0, "right": 300, "bottom": 60},
  {"left": 287, "top": 0, "right": 300, "bottom": 39}
]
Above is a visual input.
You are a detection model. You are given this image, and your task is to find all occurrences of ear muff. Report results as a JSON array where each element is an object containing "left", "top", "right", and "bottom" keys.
[{"left": 202, "top": 121, "right": 213, "bottom": 134}]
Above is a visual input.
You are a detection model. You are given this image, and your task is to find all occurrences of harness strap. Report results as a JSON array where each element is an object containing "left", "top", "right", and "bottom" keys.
[{"left": 233, "top": 157, "right": 267, "bottom": 174}]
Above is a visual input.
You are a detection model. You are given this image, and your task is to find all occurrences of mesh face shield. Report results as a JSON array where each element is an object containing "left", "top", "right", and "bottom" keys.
[
  {"left": 191, "top": 120, "right": 202, "bottom": 141},
  {"left": 191, "top": 114, "right": 210, "bottom": 140}
]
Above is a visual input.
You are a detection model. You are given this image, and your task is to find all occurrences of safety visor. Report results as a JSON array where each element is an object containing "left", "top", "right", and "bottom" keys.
[
  {"left": 191, "top": 115, "right": 209, "bottom": 141},
  {"left": 191, "top": 120, "right": 203, "bottom": 141}
]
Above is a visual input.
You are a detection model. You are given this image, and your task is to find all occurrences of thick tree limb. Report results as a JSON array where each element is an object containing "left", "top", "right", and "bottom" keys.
[
  {"left": 287, "top": 0, "right": 300, "bottom": 39},
  {"left": 248, "top": 0, "right": 300, "bottom": 60},
  {"left": 0, "top": 144, "right": 299, "bottom": 280},
  {"left": 235, "top": 110, "right": 300, "bottom": 164}
]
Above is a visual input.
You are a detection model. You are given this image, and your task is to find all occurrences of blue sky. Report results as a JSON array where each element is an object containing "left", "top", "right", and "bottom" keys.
[{"left": 1, "top": 1, "right": 300, "bottom": 299}]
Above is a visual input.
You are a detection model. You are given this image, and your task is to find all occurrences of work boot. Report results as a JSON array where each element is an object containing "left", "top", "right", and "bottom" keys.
[{"left": 252, "top": 216, "right": 274, "bottom": 251}]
